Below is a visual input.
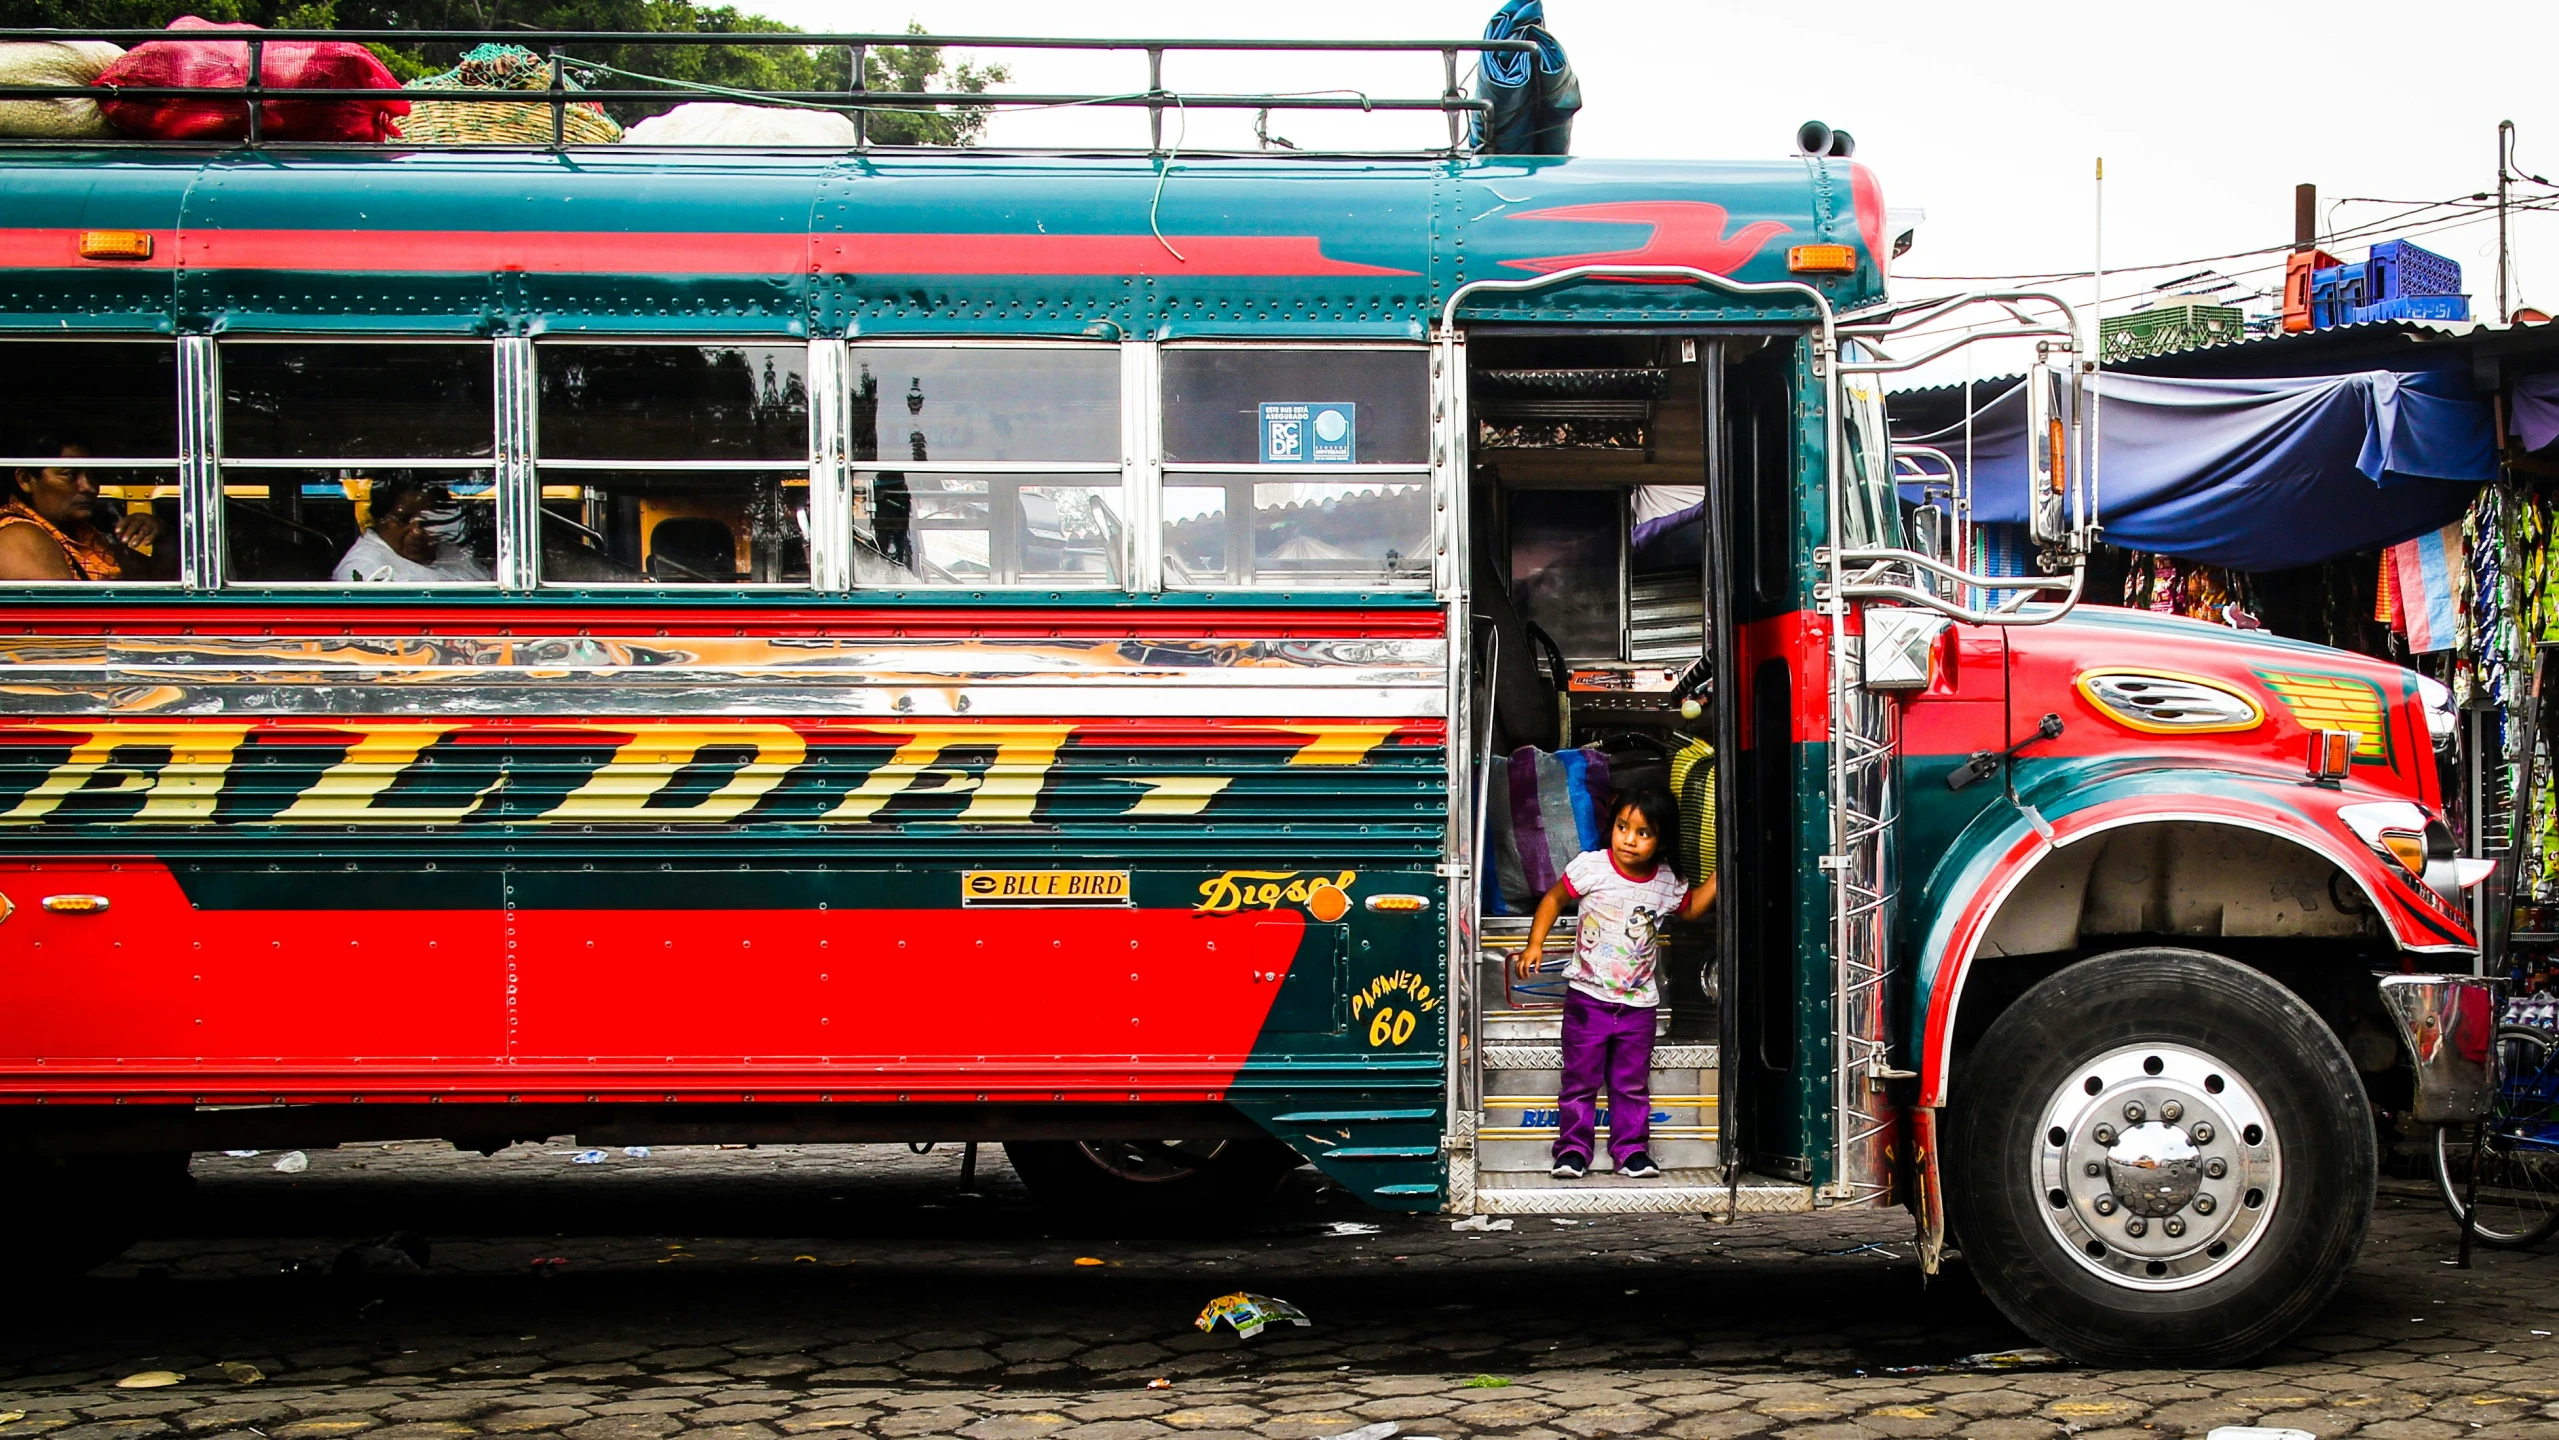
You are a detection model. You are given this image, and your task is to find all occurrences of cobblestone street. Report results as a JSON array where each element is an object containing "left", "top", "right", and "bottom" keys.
[{"left": 0, "top": 1145, "right": 2550, "bottom": 1439}]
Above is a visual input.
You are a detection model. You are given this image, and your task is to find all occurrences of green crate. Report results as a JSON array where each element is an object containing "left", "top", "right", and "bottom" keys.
[{"left": 2100, "top": 303, "right": 2245, "bottom": 362}]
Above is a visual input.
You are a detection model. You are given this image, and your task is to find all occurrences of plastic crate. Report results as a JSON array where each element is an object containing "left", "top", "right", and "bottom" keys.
[
  {"left": 2282, "top": 248, "right": 2342, "bottom": 332},
  {"left": 2310, "top": 261, "right": 2366, "bottom": 329},
  {"left": 2369, "top": 238, "right": 2461, "bottom": 300},
  {"left": 2099, "top": 303, "right": 2245, "bottom": 361},
  {"left": 2345, "top": 293, "right": 2471, "bottom": 324}
]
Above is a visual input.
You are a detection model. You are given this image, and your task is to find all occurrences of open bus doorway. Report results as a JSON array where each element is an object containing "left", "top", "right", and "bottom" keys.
[{"left": 1462, "top": 330, "right": 1811, "bottom": 1204}]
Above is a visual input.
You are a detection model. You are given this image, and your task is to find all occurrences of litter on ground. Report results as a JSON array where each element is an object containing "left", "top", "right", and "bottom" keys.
[{"left": 1195, "top": 1291, "right": 1312, "bottom": 1340}]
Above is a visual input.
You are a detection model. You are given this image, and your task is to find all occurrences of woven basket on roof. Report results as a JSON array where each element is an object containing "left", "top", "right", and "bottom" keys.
[{"left": 402, "top": 43, "right": 622, "bottom": 145}]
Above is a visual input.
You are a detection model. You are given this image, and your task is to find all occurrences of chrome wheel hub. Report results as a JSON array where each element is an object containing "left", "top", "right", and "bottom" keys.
[{"left": 2034, "top": 1042, "right": 2281, "bottom": 1290}]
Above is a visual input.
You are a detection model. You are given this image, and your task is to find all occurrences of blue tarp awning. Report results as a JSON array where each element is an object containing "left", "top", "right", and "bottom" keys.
[{"left": 1893, "top": 364, "right": 2497, "bottom": 571}]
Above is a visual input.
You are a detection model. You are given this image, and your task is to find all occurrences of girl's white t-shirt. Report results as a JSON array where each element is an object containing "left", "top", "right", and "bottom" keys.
[{"left": 1561, "top": 850, "right": 1692, "bottom": 1008}]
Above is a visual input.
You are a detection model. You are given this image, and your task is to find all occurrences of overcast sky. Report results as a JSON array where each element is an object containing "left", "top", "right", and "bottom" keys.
[{"left": 756, "top": 0, "right": 2559, "bottom": 374}]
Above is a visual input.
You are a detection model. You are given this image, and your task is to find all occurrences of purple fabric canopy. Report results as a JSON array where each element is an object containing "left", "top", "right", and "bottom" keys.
[{"left": 2513, "top": 372, "right": 2559, "bottom": 453}]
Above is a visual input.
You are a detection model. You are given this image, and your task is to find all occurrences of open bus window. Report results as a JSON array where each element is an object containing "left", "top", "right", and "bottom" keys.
[
  {"left": 852, "top": 472, "right": 1122, "bottom": 588},
  {"left": 222, "top": 344, "right": 493, "bottom": 460},
  {"left": 539, "top": 471, "right": 808, "bottom": 586},
  {"left": 538, "top": 344, "right": 809, "bottom": 461},
  {"left": 1163, "top": 479, "right": 1432, "bottom": 589},
  {"left": 846, "top": 346, "right": 1118, "bottom": 464},
  {"left": 225, "top": 471, "right": 496, "bottom": 585}
]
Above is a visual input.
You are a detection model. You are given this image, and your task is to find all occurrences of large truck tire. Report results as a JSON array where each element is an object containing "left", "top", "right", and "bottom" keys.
[
  {"left": 1943, "top": 948, "right": 2373, "bottom": 1365},
  {"left": 1002, "top": 1138, "right": 1302, "bottom": 1225}
]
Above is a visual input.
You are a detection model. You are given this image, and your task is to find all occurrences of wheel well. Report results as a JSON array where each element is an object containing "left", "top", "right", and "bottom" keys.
[{"left": 1942, "top": 821, "right": 2409, "bottom": 1105}]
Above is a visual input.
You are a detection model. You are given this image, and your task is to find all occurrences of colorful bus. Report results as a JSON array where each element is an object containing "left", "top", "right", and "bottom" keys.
[{"left": 0, "top": 26, "right": 2502, "bottom": 1365}]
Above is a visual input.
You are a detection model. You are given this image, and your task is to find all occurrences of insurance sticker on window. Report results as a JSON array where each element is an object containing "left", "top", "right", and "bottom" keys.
[
  {"left": 1259, "top": 402, "right": 1357, "bottom": 463},
  {"left": 960, "top": 870, "right": 1133, "bottom": 907}
]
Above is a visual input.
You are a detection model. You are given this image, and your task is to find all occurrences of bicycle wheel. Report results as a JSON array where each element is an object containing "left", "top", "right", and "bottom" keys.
[{"left": 2433, "top": 1025, "right": 2559, "bottom": 1249}]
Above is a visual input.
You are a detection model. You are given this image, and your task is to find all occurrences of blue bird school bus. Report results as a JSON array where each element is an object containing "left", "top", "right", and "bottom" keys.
[{"left": 0, "top": 27, "right": 2504, "bottom": 1363}]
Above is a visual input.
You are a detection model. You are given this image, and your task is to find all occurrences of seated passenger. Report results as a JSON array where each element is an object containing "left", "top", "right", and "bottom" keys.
[
  {"left": 0, "top": 433, "right": 168, "bottom": 581},
  {"left": 333, "top": 477, "right": 491, "bottom": 584}
]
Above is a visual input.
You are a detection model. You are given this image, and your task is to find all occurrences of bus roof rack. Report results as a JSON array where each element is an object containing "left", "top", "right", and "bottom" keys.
[{"left": 0, "top": 28, "right": 1542, "bottom": 155}]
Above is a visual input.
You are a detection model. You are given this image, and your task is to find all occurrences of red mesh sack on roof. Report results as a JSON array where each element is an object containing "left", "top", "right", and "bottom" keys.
[{"left": 94, "top": 17, "right": 408, "bottom": 142}]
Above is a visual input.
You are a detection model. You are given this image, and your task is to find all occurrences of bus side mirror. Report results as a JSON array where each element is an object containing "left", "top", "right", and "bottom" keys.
[{"left": 2025, "top": 363, "right": 2071, "bottom": 548}]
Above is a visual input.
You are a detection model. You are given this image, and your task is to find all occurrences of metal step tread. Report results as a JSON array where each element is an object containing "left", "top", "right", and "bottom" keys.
[
  {"left": 1483, "top": 1042, "right": 1718, "bottom": 1071},
  {"left": 1472, "top": 1169, "right": 1815, "bottom": 1216}
]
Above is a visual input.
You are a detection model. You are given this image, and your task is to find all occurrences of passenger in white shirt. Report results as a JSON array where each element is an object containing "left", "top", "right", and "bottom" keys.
[{"left": 332, "top": 477, "right": 491, "bottom": 584}]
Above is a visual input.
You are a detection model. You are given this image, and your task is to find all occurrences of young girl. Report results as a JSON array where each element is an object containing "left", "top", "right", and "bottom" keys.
[{"left": 1515, "top": 787, "right": 1715, "bottom": 1179}]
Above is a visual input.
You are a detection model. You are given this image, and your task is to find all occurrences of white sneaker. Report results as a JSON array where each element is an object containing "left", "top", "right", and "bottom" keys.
[
  {"left": 1618, "top": 1153, "right": 1662, "bottom": 1179},
  {"left": 1550, "top": 1156, "right": 1588, "bottom": 1179}
]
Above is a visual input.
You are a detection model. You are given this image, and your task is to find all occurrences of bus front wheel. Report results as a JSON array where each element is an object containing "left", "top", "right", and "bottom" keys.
[
  {"left": 1943, "top": 948, "right": 2373, "bottom": 1366},
  {"left": 1002, "top": 1138, "right": 1302, "bottom": 1224}
]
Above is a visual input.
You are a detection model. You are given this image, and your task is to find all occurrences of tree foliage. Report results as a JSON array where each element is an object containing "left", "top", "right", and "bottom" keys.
[{"left": 1, "top": 0, "right": 1006, "bottom": 143}]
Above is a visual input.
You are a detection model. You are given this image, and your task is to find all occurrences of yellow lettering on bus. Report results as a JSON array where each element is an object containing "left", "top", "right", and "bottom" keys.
[
  {"left": 822, "top": 724, "right": 1074, "bottom": 824},
  {"left": 537, "top": 724, "right": 806, "bottom": 825},
  {"left": 271, "top": 724, "right": 501, "bottom": 826},
  {"left": 1120, "top": 776, "right": 1231, "bottom": 816},
  {"left": 1238, "top": 723, "right": 1401, "bottom": 766},
  {"left": 0, "top": 724, "right": 254, "bottom": 825}
]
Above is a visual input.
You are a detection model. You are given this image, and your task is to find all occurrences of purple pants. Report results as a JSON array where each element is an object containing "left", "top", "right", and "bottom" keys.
[{"left": 1555, "top": 990, "right": 1655, "bottom": 1166}]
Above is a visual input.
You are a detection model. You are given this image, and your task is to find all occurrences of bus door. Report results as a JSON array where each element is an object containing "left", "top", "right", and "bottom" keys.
[{"left": 1458, "top": 329, "right": 1741, "bottom": 1201}]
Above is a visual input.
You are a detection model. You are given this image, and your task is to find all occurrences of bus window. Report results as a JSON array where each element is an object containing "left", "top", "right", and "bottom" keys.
[
  {"left": 844, "top": 344, "right": 1123, "bottom": 589},
  {"left": 1837, "top": 370, "right": 1899, "bottom": 554},
  {"left": 1160, "top": 347, "right": 1431, "bottom": 590},
  {"left": 537, "top": 344, "right": 811, "bottom": 587},
  {"left": 540, "top": 470, "right": 808, "bottom": 585},
  {"left": 220, "top": 344, "right": 493, "bottom": 585},
  {"left": 0, "top": 340, "right": 179, "bottom": 584},
  {"left": 222, "top": 343, "right": 493, "bottom": 459},
  {"left": 1161, "top": 348, "right": 1427, "bottom": 463},
  {"left": 229, "top": 471, "right": 496, "bottom": 585},
  {"left": 847, "top": 345, "right": 1117, "bottom": 463},
  {"left": 538, "top": 344, "right": 807, "bottom": 461}
]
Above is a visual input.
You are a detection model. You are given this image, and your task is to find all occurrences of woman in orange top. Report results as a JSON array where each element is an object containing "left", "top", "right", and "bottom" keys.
[{"left": 0, "top": 435, "right": 167, "bottom": 581}]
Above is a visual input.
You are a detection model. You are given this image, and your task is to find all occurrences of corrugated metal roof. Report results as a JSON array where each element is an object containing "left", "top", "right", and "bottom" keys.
[{"left": 1885, "top": 315, "right": 2539, "bottom": 399}]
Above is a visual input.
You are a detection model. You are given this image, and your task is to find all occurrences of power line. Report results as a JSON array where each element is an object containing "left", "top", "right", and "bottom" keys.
[{"left": 1896, "top": 193, "right": 2559, "bottom": 290}]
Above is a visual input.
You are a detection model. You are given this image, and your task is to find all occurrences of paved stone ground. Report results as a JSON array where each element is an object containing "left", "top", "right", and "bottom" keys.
[{"left": 0, "top": 1142, "right": 2552, "bottom": 1439}]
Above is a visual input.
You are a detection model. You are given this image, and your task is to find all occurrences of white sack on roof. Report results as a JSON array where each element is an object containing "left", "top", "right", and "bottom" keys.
[
  {"left": 624, "top": 101, "right": 860, "bottom": 147},
  {"left": 0, "top": 41, "right": 123, "bottom": 139}
]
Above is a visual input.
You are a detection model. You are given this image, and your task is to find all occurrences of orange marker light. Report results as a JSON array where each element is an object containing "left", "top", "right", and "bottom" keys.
[
  {"left": 1787, "top": 244, "right": 1858, "bottom": 274},
  {"left": 1363, "top": 893, "right": 1433, "bottom": 913},
  {"left": 2377, "top": 831, "right": 2429, "bottom": 876},
  {"left": 40, "top": 893, "right": 110, "bottom": 914},
  {"left": 77, "top": 230, "right": 155, "bottom": 262}
]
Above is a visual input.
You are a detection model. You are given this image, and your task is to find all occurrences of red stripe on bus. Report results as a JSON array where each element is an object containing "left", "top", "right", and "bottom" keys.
[
  {"left": 0, "top": 605, "right": 1449, "bottom": 639},
  {"left": 0, "top": 228, "right": 1418, "bottom": 278}
]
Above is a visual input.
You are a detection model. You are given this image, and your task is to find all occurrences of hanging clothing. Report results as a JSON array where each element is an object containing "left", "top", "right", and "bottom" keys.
[{"left": 2388, "top": 523, "right": 2465, "bottom": 655}]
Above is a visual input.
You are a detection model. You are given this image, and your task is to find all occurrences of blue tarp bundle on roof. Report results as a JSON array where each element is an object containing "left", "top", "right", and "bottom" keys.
[{"left": 1894, "top": 363, "right": 2496, "bottom": 571}]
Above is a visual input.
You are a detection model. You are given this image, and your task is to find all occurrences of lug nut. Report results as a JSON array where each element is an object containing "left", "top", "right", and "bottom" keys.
[
  {"left": 2123, "top": 1101, "right": 2146, "bottom": 1123},
  {"left": 2204, "top": 1158, "right": 2227, "bottom": 1179},
  {"left": 2093, "top": 1195, "right": 2117, "bottom": 1215},
  {"left": 2161, "top": 1100, "right": 2183, "bottom": 1122},
  {"left": 2124, "top": 1217, "right": 2148, "bottom": 1237},
  {"left": 2192, "top": 1122, "right": 2214, "bottom": 1143},
  {"left": 2194, "top": 1193, "right": 2217, "bottom": 1214},
  {"left": 2084, "top": 1161, "right": 2103, "bottom": 1178},
  {"left": 2094, "top": 1124, "right": 2117, "bottom": 1146},
  {"left": 2163, "top": 1217, "right": 2186, "bottom": 1238}
]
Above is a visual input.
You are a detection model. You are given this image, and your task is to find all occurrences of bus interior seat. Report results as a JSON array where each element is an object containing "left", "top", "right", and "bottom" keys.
[{"left": 647, "top": 517, "right": 738, "bottom": 582}]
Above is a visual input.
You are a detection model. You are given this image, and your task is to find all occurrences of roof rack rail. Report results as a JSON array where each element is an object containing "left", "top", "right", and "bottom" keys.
[{"left": 0, "top": 28, "right": 1540, "bottom": 155}]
